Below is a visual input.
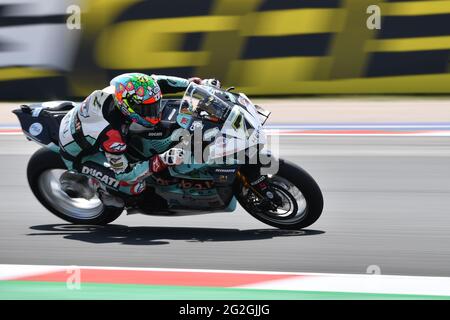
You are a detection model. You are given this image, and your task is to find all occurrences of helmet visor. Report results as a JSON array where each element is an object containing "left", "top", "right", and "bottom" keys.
[{"left": 133, "top": 99, "right": 162, "bottom": 125}]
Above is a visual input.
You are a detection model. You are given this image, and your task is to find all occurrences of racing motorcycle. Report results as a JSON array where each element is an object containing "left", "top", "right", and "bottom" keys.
[{"left": 13, "top": 83, "right": 323, "bottom": 230}]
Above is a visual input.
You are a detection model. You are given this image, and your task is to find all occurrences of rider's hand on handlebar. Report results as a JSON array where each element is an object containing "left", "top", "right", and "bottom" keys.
[
  {"left": 188, "top": 77, "right": 202, "bottom": 85},
  {"left": 159, "top": 148, "right": 184, "bottom": 166},
  {"left": 150, "top": 148, "right": 185, "bottom": 173}
]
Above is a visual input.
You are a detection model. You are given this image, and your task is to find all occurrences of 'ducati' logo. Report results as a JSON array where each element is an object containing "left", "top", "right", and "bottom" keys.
[{"left": 81, "top": 166, "right": 120, "bottom": 188}]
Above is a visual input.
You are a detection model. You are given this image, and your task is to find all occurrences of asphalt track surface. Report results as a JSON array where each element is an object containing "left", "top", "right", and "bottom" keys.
[{"left": 1, "top": 135, "right": 450, "bottom": 277}]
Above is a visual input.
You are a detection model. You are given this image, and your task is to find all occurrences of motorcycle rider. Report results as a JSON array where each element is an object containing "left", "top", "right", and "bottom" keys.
[
  {"left": 58, "top": 72, "right": 278, "bottom": 210},
  {"left": 58, "top": 73, "right": 210, "bottom": 208}
]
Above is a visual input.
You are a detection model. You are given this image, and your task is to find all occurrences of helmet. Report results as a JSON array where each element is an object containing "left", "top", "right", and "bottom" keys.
[{"left": 111, "top": 73, "right": 162, "bottom": 127}]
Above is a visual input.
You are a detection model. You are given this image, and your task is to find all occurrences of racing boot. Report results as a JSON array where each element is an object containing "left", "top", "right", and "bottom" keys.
[
  {"left": 97, "top": 188, "right": 125, "bottom": 209},
  {"left": 98, "top": 148, "right": 184, "bottom": 209}
]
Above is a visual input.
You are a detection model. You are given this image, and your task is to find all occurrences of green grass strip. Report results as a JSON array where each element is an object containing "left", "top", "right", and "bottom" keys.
[{"left": 1, "top": 281, "right": 449, "bottom": 300}]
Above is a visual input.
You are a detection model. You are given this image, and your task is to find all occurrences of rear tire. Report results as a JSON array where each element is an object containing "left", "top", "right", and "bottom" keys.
[
  {"left": 236, "top": 159, "right": 324, "bottom": 230},
  {"left": 27, "top": 148, "right": 123, "bottom": 225}
]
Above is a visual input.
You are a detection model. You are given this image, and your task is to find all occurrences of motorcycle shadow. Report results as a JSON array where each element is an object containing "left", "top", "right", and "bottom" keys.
[{"left": 28, "top": 224, "right": 325, "bottom": 246}]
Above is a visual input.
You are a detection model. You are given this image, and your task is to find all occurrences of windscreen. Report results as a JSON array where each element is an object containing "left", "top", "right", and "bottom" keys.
[{"left": 180, "top": 83, "right": 231, "bottom": 121}]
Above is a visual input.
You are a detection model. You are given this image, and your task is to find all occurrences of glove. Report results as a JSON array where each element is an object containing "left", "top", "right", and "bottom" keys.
[
  {"left": 201, "top": 78, "right": 221, "bottom": 88},
  {"left": 150, "top": 148, "right": 185, "bottom": 173},
  {"left": 160, "top": 148, "right": 184, "bottom": 166},
  {"left": 188, "top": 77, "right": 202, "bottom": 84}
]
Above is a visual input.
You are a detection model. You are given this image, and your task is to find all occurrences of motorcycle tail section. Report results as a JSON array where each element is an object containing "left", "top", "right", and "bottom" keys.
[{"left": 12, "top": 102, "right": 74, "bottom": 152}]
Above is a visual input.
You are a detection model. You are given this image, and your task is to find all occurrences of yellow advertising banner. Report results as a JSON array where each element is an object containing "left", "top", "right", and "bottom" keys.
[{"left": 0, "top": 0, "right": 449, "bottom": 98}]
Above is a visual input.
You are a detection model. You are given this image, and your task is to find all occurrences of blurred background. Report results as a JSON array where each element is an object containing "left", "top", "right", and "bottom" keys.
[
  {"left": 0, "top": 0, "right": 449, "bottom": 100},
  {"left": 1, "top": 0, "right": 450, "bottom": 292}
]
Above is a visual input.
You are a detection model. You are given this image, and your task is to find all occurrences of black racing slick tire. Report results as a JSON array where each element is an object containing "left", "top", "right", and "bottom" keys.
[
  {"left": 236, "top": 159, "right": 324, "bottom": 230},
  {"left": 27, "top": 148, "right": 123, "bottom": 225}
]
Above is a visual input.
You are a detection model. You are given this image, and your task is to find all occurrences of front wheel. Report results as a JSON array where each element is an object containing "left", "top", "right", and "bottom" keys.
[
  {"left": 27, "top": 148, "right": 123, "bottom": 225},
  {"left": 235, "top": 159, "right": 324, "bottom": 230}
]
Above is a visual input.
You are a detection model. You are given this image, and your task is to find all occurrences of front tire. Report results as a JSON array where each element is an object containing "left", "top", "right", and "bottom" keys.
[
  {"left": 27, "top": 148, "right": 123, "bottom": 225},
  {"left": 236, "top": 159, "right": 324, "bottom": 230}
]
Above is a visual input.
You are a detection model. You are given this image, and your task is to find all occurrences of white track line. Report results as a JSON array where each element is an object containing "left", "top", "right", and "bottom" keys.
[
  {"left": 0, "top": 264, "right": 65, "bottom": 281},
  {"left": 239, "top": 274, "right": 450, "bottom": 296},
  {"left": 1, "top": 264, "right": 450, "bottom": 296}
]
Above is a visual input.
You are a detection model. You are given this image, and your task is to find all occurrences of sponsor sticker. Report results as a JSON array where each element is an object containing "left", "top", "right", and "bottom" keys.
[
  {"left": 214, "top": 168, "right": 236, "bottom": 173},
  {"left": 147, "top": 131, "right": 163, "bottom": 137},
  {"left": 131, "top": 182, "right": 146, "bottom": 195},
  {"left": 108, "top": 142, "right": 127, "bottom": 152},
  {"left": 29, "top": 122, "right": 43, "bottom": 136},
  {"left": 177, "top": 114, "right": 192, "bottom": 129}
]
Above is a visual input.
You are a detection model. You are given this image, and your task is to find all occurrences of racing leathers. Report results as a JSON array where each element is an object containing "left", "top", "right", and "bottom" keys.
[{"left": 58, "top": 75, "right": 191, "bottom": 207}]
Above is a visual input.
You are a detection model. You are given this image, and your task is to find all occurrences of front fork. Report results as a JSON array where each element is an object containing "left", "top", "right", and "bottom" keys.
[
  {"left": 236, "top": 165, "right": 283, "bottom": 210},
  {"left": 236, "top": 170, "right": 266, "bottom": 199}
]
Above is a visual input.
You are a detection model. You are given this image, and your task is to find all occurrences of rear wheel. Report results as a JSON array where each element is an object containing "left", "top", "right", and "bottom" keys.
[
  {"left": 236, "top": 159, "right": 323, "bottom": 230},
  {"left": 27, "top": 148, "right": 123, "bottom": 225}
]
